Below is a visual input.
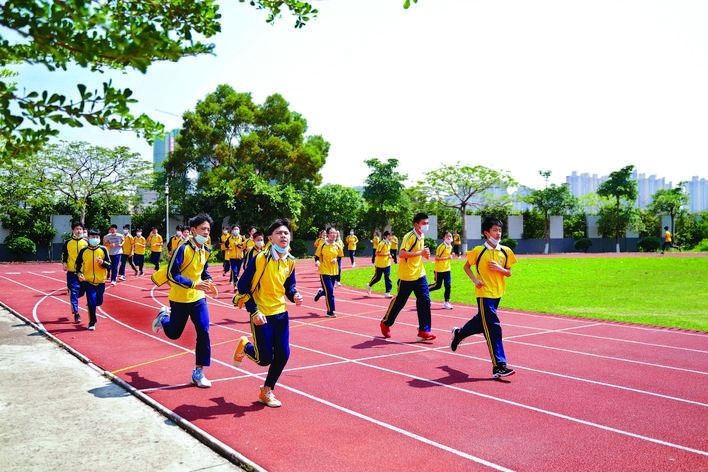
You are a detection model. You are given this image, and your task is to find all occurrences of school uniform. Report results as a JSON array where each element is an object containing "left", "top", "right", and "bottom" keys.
[
  {"left": 133, "top": 235, "right": 147, "bottom": 275},
  {"left": 103, "top": 233, "right": 124, "bottom": 283},
  {"left": 390, "top": 235, "right": 399, "bottom": 263},
  {"left": 368, "top": 239, "right": 393, "bottom": 293},
  {"left": 75, "top": 245, "right": 111, "bottom": 328},
  {"left": 429, "top": 242, "right": 453, "bottom": 301},
  {"left": 62, "top": 236, "right": 88, "bottom": 316},
  {"left": 220, "top": 232, "right": 230, "bottom": 273},
  {"left": 314, "top": 241, "right": 344, "bottom": 316},
  {"left": 225, "top": 234, "right": 244, "bottom": 285},
  {"left": 381, "top": 230, "right": 432, "bottom": 334},
  {"left": 236, "top": 247, "right": 298, "bottom": 389},
  {"left": 119, "top": 233, "right": 137, "bottom": 277},
  {"left": 146, "top": 233, "right": 163, "bottom": 270},
  {"left": 345, "top": 234, "right": 358, "bottom": 264}
]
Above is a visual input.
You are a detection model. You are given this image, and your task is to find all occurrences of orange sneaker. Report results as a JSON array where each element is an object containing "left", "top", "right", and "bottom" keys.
[
  {"left": 416, "top": 330, "right": 436, "bottom": 342},
  {"left": 233, "top": 336, "right": 249, "bottom": 367},
  {"left": 380, "top": 321, "right": 391, "bottom": 338},
  {"left": 259, "top": 386, "right": 282, "bottom": 408}
]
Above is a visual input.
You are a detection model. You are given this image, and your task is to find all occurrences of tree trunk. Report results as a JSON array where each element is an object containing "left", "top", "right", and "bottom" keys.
[
  {"left": 544, "top": 213, "right": 550, "bottom": 254},
  {"left": 459, "top": 205, "right": 467, "bottom": 253}
]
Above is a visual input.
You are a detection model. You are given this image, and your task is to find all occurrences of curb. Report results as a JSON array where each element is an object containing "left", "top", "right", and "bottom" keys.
[{"left": 0, "top": 301, "right": 265, "bottom": 472}]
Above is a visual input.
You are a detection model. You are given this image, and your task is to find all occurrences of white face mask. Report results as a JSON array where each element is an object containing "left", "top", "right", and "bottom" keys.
[
  {"left": 88, "top": 238, "right": 100, "bottom": 246},
  {"left": 194, "top": 234, "right": 208, "bottom": 245},
  {"left": 232, "top": 230, "right": 239, "bottom": 236},
  {"left": 421, "top": 224, "right": 429, "bottom": 233},
  {"left": 136, "top": 232, "right": 142, "bottom": 237},
  {"left": 123, "top": 229, "right": 129, "bottom": 235},
  {"left": 255, "top": 240, "right": 264, "bottom": 248},
  {"left": 444, "top": 238, "right": 452, "bottom": 245},
  {"left": 487, "top": 236, "right": 500, "bottom": 247}
]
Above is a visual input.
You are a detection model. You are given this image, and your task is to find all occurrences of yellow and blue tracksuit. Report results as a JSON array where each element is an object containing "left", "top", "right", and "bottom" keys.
[
  {"left": 457, "top": 242, "right": 518, "bottom": 367},
  {"left": 429, "top": 242, "right": 453, "bottom": 301},
  {"left": 390, "top": 235, "right": 399, "bottom": 263},
  {"left": 236, "top": 248, "right": 298, "bottom": 390},
  {"left": 225, "top": 235, "right": 244, "bottom": 285},
  {"left": 147, "top": 233, "right": 163, "bottom": 269},
  {"left": 157, "top": 239, "right": 213, "bottom": 367},
  {"left": 315, "top": 241, "right": 344, "bottom": 316},
  {"left": 119, "top": 234, "right": 137, "bottom": 277},
  {"left": 62, "top": 236, "right": 88, "bottom": 314},
  {"left": 382, "top": 230, "right": 432, "bottom": 333},
  {"left": 368, "top": 239, "right": 392, "bottom": 293},
  {"left": 75, "top": 245, "right": 111, "bottom": 326},
  {"left": 133, "top": 235, "right": 146, "bottom": 274},
  {"left": 345, "top": 235, "right": 358, "bottom": 264}
]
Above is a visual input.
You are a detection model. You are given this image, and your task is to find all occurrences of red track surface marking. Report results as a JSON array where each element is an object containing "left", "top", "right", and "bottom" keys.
[{"left": 1, "top": 261, "right": 707, "bottom": 471}]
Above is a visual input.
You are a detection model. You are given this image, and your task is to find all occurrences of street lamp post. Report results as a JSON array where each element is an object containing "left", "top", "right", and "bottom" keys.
[{"left": 165, "top": 180, "right": 170, "bottom": 243}]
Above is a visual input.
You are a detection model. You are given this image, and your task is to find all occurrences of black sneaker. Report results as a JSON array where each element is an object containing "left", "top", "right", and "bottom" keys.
[
  {"left": 325, "top": 312, "right": 336, "bottom": 318},
  {"left": 314, "top": 289, "right": 324, "bottom": 302},
  {"left": 493, "top": 366, "right": 515, "bottom": 378},
  {"left": 73, "top": 312, "right": 81, "bottom": 323},
  {"left": 450, "top": 327, "right": 461, "bottom": 352}
]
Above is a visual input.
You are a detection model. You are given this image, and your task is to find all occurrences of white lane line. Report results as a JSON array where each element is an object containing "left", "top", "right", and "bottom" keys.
[{"left": 554, "top": 331, "right": 708, "bottom": 354}]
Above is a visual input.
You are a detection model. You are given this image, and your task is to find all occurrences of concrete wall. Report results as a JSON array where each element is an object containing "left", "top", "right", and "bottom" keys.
[{"left": 507, "top": 215, "right": 523, "bottom": 239}]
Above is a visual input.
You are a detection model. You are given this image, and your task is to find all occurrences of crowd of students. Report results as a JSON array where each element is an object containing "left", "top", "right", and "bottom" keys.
[{"left": 61, "top": 214, "right": 517, "bottom": 408}]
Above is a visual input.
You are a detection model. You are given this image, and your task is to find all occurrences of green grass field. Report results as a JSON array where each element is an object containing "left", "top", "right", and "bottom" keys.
[{"left": 340, "top": 256, "right": 708, "bottom": 332}]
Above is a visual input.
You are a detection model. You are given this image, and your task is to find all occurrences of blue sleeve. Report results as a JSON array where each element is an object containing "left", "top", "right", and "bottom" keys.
[
  {"left": 168, "top": 244, "right": 193, "bottom": 288},
  {"left": 75, "top": 248, "right": 85, "bottom": 273},
  {"left": 284, "top": 265, "right": 297, "bottom": 302},
  {"left": 237, "top": 254, "right": 257, "bottom": 294},
  {"left": 101, "top": 247, "right": 111, "bottom": 268},
  {"left": 201, "top": 250, "right": 212, "bottom": 281}
]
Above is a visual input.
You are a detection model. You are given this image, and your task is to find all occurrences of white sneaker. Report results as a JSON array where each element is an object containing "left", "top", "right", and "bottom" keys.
[
  {"left": 111, "top": 281, "right": 116, "bottom": 286},
  {"left": 352, "top": 262, "right": 356, "bottom": 268},
  {"left": 443, "top": 301, "right": 453, "bottom": 310},
  {"left": 88, "top": 324, "right": 96, "bottom": 331},
  {"left": 336, "top": 281, "right": 342, "bottom": 286},
  {"left": 367, "top": 286, "right": 372, "bottom": 295},
  {"left": 119, "top": 275, "right": 126, "bottom": 281},
  {"left": 152, "top": 307, "right": 169, "bottom": 333},
  {"left": 384, "top": 292, "right": 393, "bottom": 298},
  {"left": 191, "top": 368, "right": 211, "bottom": 388},
  {"left": 259, "top": 386, "right": 282, "bottom": 407}
]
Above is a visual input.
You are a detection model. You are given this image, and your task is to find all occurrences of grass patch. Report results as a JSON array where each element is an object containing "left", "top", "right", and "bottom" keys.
[{"left": 340, "top": 257, "right": 708, "bottom": 332}]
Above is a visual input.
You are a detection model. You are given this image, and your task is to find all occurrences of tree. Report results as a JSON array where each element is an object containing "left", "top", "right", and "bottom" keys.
[
  {"left": 418, "top": 163, "right": 515, "bottom": 252},
  {"left": 648, "top": 185, "right": 689, "bottom": 238},
  {"left": 0, "top": 0, "right": 318, "bottom": 161},
  {"left": 164, "top": 85, "right": 329, "bottom": 228},
  {"left": 597, "top": 165, "right": 639, "bottom": 252},
  {"left": 525, "top": 171, "right": 577, "bottom": 253},
  {"left": 362, "top": 158, "right": 411, "bottom": 233},
  {"left": 299, "top": 184, "right": 366, "bottom": 239},
  {"left": 29, "top": 141, "right": 152, "bottom": 224}
]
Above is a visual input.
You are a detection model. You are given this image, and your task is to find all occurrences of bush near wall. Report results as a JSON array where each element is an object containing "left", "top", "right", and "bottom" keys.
[{"left": 7, "top": 237, "right": 36, "bottom": 261}]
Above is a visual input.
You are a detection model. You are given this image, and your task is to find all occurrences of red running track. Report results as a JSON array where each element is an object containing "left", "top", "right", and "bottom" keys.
[{"left": 1, "top": 259, "right": 707, "bottom": 471}]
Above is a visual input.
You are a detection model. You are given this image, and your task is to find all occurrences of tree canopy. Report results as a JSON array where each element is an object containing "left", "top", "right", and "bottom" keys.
[
  {"left": 597, "top": 165, "right": 640, "bottom": 251},
  {"left": 525, "top": 171, "right": 577, "bottom": 253},
  {"left": 362, "top": 158, "right": 411, "bottom": 233},
  {"left": 648, "top": 186, "right": 689, "bottom": 235},
  {"left": 0, "top": 0, "right": 317, "bottom": 161}
]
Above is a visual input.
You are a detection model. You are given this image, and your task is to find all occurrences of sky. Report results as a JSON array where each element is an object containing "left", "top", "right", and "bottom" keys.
[{"left": 14, "top": 0, "right": 708, "bottom": 190}]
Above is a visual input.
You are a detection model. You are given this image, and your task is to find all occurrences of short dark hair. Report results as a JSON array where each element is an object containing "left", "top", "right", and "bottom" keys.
[
  {"left": 88, "top": 228, "right": 101, "bottom": 236},
  {"left": 413, "top": 212, "right": 429, "bottom": 224},
  {"left": 482, "top": 217, "right": 503, "bottom": 233},
  {"left": 175, "top": 225, "right": 182, "bottom": 231},
  {"left": 136, "top": 227, "right": 143, "bottom": 232},
  {"left": 123, "top": 224, "right": 130, "bottom": 230},
  {"left": 188, "top": 213, "right": 214, "bottom": 229},
  {"left": 109, "top": 224, "right": 118, "bottom": 229},
  {"left": 253, "top": 231, "right": 263, "bottom": 239},
  {"left": 266, "top": 218, "right": 292, "bottom": 236},
  {"left": 151, "top": 227, "right": 157, "bottom": 231},
  {"left": 326, "top": 226, "right": 337, "bottom": 234},
  {"left": 71, "top": 221, "right": 84, "bottom": 230},
  {"left": 383, "top": 230, "right": 391, "bottom": 237},
  {"left": 231, "top": 224, "right": 240, "bottom": 230},
  {"left": 664, "top": 226, "right": 669, "bottom": 230}
]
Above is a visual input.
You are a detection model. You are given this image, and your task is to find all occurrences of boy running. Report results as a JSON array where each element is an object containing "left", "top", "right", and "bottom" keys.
[
  {"left": 146, "top": 227, "right": 163, "bottom": 271},
  {"left": 232, "top": 218, "right": 303, "bottom": 407},
  {"left": 75, "top": 229, "right": 111, "bottom": 331},
  {"left": 314, "top": 226, "right": 344, "bottom": 317},
  {"left": 345, "top": 230, "right": 358, "bottom": 267},
  {"left": 451, "top": 217, "right": 517, "bottom": 378},
  {"left": 133, "top": 228, "right": 147, "bottom": 276},
  {"left": 366, "top": 230, "right": 393, "bottom": 298},
  {"left": 429, "top": 230, "right": 454, "bottom": 309},
  {"left": 62, "top": 221, "right": 88, "bottom": 323}
]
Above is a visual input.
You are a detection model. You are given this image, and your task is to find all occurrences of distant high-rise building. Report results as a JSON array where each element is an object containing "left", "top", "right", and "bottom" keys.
[
  {"left": 685, "top": 176, "right": 708, "bottom": 213},
  {"left": 566, "top": 169, "right": 674, "bottom": 210},
  {"left": 152, "top": 129, "right": 180, "bottom": 171}
]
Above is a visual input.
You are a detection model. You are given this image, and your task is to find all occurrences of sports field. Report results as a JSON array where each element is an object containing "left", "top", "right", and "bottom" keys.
[
  {"left": 343, "top": 253, "right": 708, "bottom": 332},
  {"left": 0, "top": 255, "right": 706, "bottom": 471}
]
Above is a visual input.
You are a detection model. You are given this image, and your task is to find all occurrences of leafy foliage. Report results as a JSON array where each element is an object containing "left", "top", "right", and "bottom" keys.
[
  {"left": 363, "top": 158, "right": 411, "bottom": 233},
  {"left": 7, "top": 236, "right": 36, "bottom": 260},
  {"left": 299, "top": 184, "right": 366, "bottom": 239},
  {"left": 0, "top": 0, "right": 317, "bottom": 160},
  {"left": 597, "top": 165, "right": 640, "bottom": 247}
]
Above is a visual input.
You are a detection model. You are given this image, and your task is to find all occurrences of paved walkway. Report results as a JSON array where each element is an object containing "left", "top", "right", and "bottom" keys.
[{"left": 0, "top": 306, "right": 243, "bottom": 472}]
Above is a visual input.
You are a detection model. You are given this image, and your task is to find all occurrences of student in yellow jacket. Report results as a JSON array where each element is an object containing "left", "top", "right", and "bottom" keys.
[
  {"left": 146, "top": 227, "right": 163, "bottom": 271},
  {"left": 225, "top": 225, "right": 245, "bottom": 287},
  {"left": 75, "top": 229, "right": 111, "bottom": 331},
  {"left": 390, "top": 233, "right": 399, "bottom": 263},
  {"left": 453, "top": 217, "right": 517, "bottom": 379},
  {"left": 151, "top": 214, "right": 218, "bottom": 388},
  {"left": 366, "top": 230, "right": 393, "bottom": 298},
  {"left": 118, "top": 224, "right": 138, "bottom": 279},
  {"left": 314, "top": 226, "right": 344, "bottom": 317},
  {"left": 232, "top": 218, "right": 303, "bottom": 408},
  {"left": 62, "top": 221, "right": 88, "bottom": 323},
  {"left": 345, "top": 230, "right": 359, "bottom": 267},
  {"left": 429, "top": 231, "right": 454, "bottom": 309},
  {"left": 220, "top": 226, "right": 230, "bottom": 275},
  {"left": 132, "top": 228, "right": 147, "bottom": 276}
]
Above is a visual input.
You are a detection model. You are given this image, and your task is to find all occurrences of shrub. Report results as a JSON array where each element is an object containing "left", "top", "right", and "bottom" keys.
[
  {"left": 289, "top": 239, "right": 308, "bottom": 258},
  {"left": 574, "top": 238, "right": 592, "bottom": 252},
  {"left": 637, "top": 237, "right": 661, "bottom": 252},
  {"left": 7, "top": 237, "right": 36, "bottom": 261},
  {"left": 693, "top": 238, "right": 708, "bottom": 252},
  {"left": 501, "top": 238, "right": 518, "bottom": 250}
]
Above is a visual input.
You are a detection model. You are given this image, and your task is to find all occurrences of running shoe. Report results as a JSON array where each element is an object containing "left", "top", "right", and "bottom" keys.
[
  {"left": 151, "top": 307, "right": 169, "bottom": 334},
  {"left": 450, "top": 327, "right": 461, "bottom": 352},
  {"left": 380, "top": 321, "right": 391, "bottom": 338},
  {"left": 415, "top": 330, "right": 436, "bottom": 342},
  {"left": 233, "top": 336, "right": 249, "bottom": 367},
  {"left": 259, "top": 386, "right": 281, "bottom": 407},
  {"left": 191, "top": 367, "right": 212, "bottom": 388},
  {"left": 492, "top": 366, "right": 516, "bottom": 378}
]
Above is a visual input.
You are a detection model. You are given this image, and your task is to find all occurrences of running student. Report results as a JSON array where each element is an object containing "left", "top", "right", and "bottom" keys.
[
  {"left": 380, "top": 213, "right": 436, "bottom": 342},
  {"left": 314, "top": 226, "right": 344, "bottom": 317},
  {"left": 152, "top": 214, "right": 218, "bottom": 388},
  {"left": 242, "top": 230, "right": 265, "bottom": 270},
  {"left": 345, "top": 230, "right": 358, "bottom": 267},
  {"left": 118, "top": 224, "right": 138, "bottom": 280},
  {"left": 225, "top": 225, "right": 245, "bottom": 287},
  {"left": 232, "top": 218, "right": 303, "bottom": 408},
  {"left": 370, "top": 230, "right": 380, "bottom": 264},
  {"left": 103, "top": 224, "right": 124, "bottom": 285},
  {"left": 452, "top": 232, "right": 462, "bottom": 258},
  {"left": 366, "top": 230, "right": 393, "bottom": 298},
  {"left": 133, "top": 228, "right": 146, "bottom": 276},
  {"left": 429, "top": 230, "right": 454, "bottom": 310},
  {"left": 75, "top": 229, "right": 111, "bottom": 331},
  {"left": 335, "top": 229, "right": 344, "bottom": 286},
  {"left": 167, "top": 225, "right": 183, "bottom": 258},
  {"left": 220, "top": 226, "right": 230, "bottom": 276},
  {"left": 62, "top": 221, "right": 88, "bottom": 323},
  {"left": 451, "top": 217, "right": 517, "bottom": 378},
  {"left": 146, "top": 227, "right": 163, "bottom": 271},
  {"left": 390, "top": 232, "right": 398, "bottom": 263}
]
